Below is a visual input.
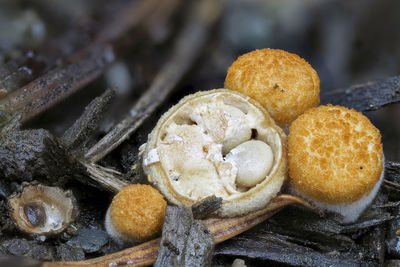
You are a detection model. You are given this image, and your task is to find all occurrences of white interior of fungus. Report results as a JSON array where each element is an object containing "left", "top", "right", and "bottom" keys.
[
  {"left": 9, "top": 185, "right": 75, "bottom": 234},
  {"left": 145, "top": 93, "right": 282, "bottom": 202}
]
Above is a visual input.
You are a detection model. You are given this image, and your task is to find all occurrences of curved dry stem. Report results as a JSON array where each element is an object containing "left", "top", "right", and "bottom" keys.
[
  {"left": 204, "top": 194, "right": 312, "bottom": 243},
  {"left": 41, "top": 194, "right": 310, "bottom": 267}
]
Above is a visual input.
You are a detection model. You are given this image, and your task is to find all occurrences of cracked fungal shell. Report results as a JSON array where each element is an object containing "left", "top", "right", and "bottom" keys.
[
  {"left": 8, "top": 184, "right": 78, "bottom": 235},
  {"left": 142, "top": 89, "right": 287, "bottom": 217}
]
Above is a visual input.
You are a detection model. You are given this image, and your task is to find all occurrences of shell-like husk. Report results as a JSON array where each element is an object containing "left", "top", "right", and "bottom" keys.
[
  {"left": 142, "top": 89, "right": 287, "bottom": 217},
  {"left": 8, "top": 184, "right": 78, "bottom": 235}
]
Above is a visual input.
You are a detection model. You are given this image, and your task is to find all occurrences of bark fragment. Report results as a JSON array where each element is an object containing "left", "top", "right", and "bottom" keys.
[
  {"left": 215, "top": 235, "right": 363, "bottom": 267},
  {"left": 385, "top": 161, "right": 400, "bottom": 183},
  {"left": 191, "top": 195, "right": 223, "bottom": 219},
  {"left": 154, "top": 206, "right": 214, "bottom": 267},
  {"left": 62, "top": 89, "right": 115, "bottom": 154},
  {"left": 0, "top": 128, "right": 76, "bottom": 184}
]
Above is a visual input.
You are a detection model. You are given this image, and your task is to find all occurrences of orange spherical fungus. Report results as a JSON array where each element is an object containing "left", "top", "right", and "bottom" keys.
[
  {"left": 108, "top": 184, "right": 166, "bottom": 242},
  {"left": 225, "top": 48, "right": 320, "bottom": 125},
  {"left": 288, "top": 105, "right": 383, "bottom": 205}
]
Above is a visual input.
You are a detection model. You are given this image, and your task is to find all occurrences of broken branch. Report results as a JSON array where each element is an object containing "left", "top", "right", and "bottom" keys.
[
  {"left": 81, "top": 161, "right": 129, "bottom": 194},
  {"left": 41, "top": 194, "right": 310, "bottom": 267},
  {"left": 0, "top": 0, "right": 160, "bottom": 123},
  {"left": 0, "top": 44, "right": 114, "bottom": 123},
  {"left": 321, "top": 76, "right": 400, "bottom": 111},
  {"left": 85, "top": 0, "right": 223, "bottom": 162},
  {"left": 61, "top": 89, "right": 115, "bottom": 152}
]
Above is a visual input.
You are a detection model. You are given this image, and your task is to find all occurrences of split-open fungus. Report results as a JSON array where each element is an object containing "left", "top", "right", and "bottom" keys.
[
  {"left": 141, "top": 89, "right": 287, "bottom": 217},
  {"left": 8, "top": 184, "right": 78, "bottom": 235}
]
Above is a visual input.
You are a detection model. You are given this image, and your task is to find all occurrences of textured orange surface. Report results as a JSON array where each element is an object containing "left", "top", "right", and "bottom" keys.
[
  {"left": 288, "top": 105, "right": 383, "bottom": 204},
  {"left": 110, "top": 184, "right": 166, "bottom": 241},
  {"left": 224, "top": 49, "right": 320, "bottom": 125}
]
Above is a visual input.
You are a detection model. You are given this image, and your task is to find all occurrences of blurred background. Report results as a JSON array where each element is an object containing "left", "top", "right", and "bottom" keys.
[
  {"left": 0, "top": 0, "right": 400, "bottom": 264},
  {"left": 0, "top": 0, "right": 399, "bottom": 160}
]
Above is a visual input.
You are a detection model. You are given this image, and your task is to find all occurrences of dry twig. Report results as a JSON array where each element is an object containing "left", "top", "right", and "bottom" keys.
[
  {"left": 61, "top": 89, "right": 115, "bottom": 152},
  {"left": 0, "top": 44, "right": 114, "bottom": 123},
  {"left": 85, "top": 0, "right": 222, "bottom": 162},
  {"left": 81, "top": 161, "right": 128, "bottom": 194},
  {"left": 321, "top": 76, "right": 400, "bottom": 111},
  {"left": 42, "top": 194, "right": 311, "bottom": 267},
  {"left": 0, "top": 0, "right": 159, "bottom": 123}
]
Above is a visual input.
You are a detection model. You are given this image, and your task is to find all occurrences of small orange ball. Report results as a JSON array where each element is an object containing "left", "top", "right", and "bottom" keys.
[
  {"left": 109, "top": 184, "right": 166, "bottom": 241},
  {"left": 225, "top": 49, "right": 320, "bottom": 125}
]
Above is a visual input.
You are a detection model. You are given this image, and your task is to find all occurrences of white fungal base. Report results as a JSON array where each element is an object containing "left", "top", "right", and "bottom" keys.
[
  {"left": 291, "top": 160, "right": 385, "bottom": 223},
  {"left": 104, "top": 207, "right": 132, "bottom": 245}
]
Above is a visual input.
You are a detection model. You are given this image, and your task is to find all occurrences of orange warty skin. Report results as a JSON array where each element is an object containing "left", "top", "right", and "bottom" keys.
[
  {"left": 109, "top": 184, "right": 167, "bottom": 241},
  {"left": 225, "top": 49, "right": 320, "bottom": 125},
  {"left": 288, "top": 105, "right": 383, "bottom": 204}
]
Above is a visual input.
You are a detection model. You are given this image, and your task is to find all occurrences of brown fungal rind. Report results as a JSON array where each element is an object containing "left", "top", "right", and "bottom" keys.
[
  {"left": 142, "top": 89, "right": 287, "bottom": 217},
  {"left": 8, "top": 184, "right": 78, "bottom": 235}
]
